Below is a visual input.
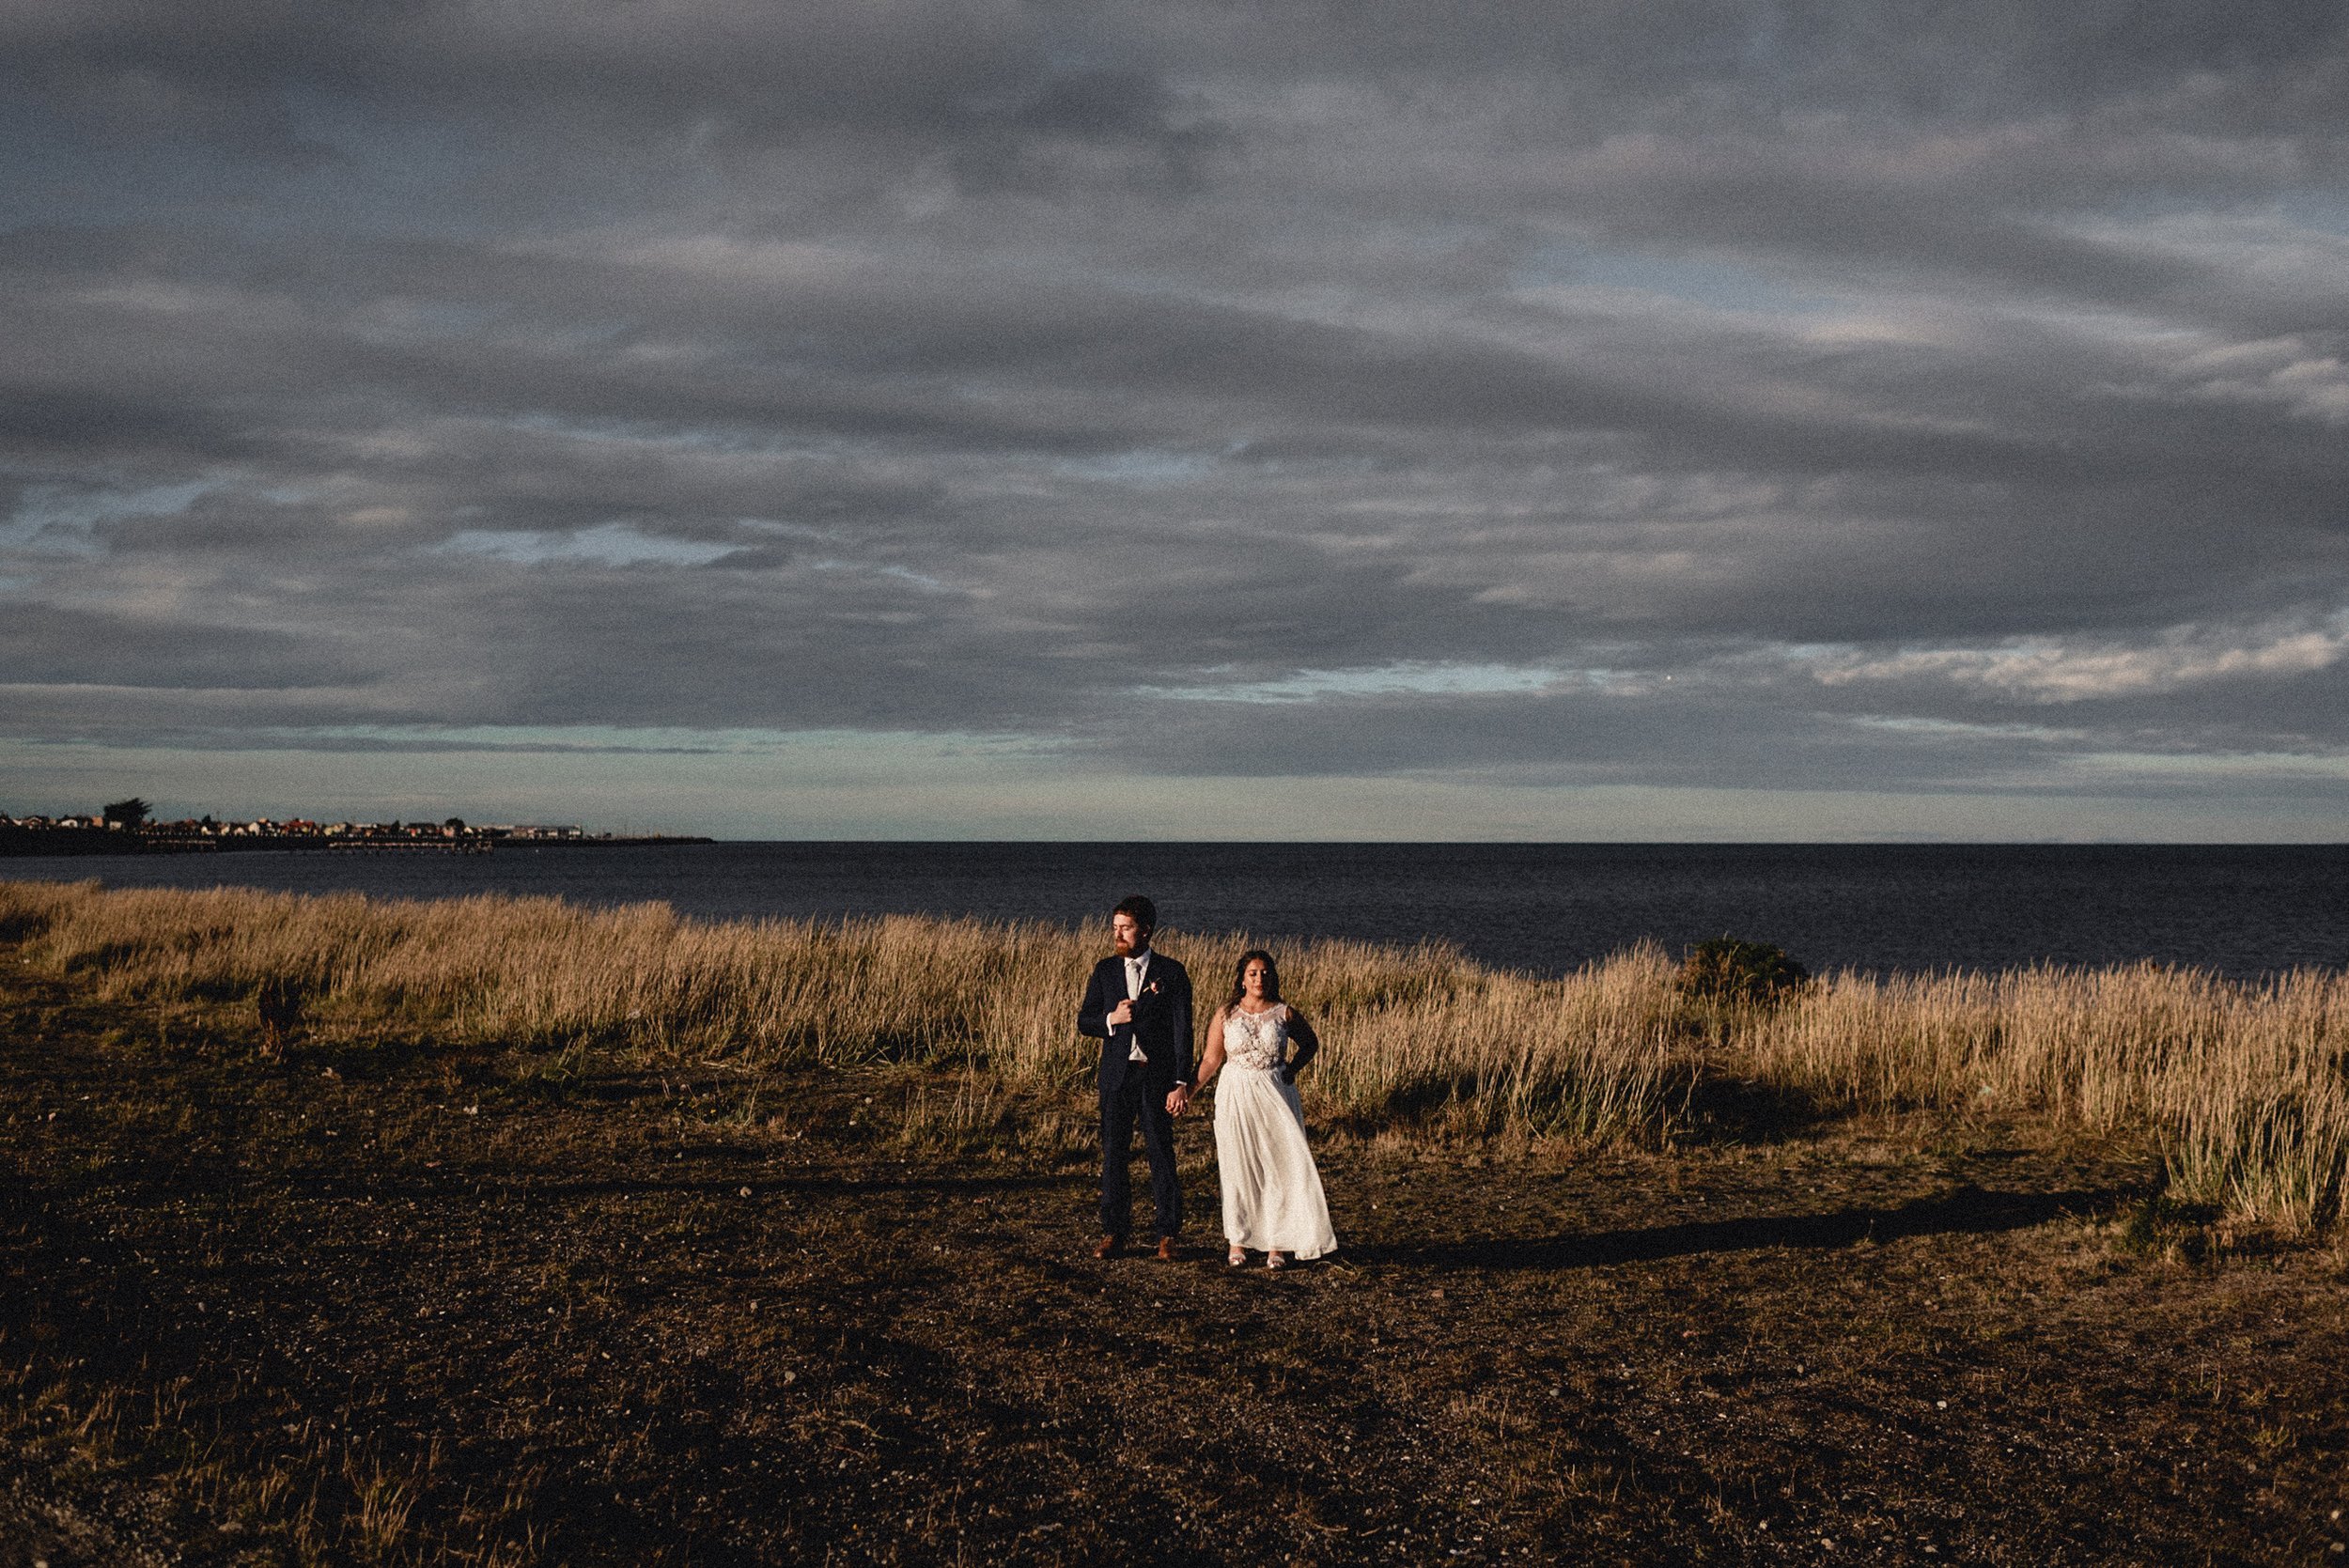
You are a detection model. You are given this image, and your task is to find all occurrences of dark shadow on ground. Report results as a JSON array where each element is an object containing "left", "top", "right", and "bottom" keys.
[
  {"left": 5, "top": 1158, "right": 1088, "bottom": 1207},
  {"left": 267, "top": 1167, "right": 1088, "bottom": 1203},
  {"left": 1352, "top": 1184, "right": 2130, "bottom": 1272},
  {"left": 1676, "top": 1073, "right": 1845, "bottom": 1145}
]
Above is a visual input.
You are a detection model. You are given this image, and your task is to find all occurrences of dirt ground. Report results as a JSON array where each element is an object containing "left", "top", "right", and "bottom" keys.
[{"left": 3, "top": 970, "right": 2346, "bottom": 1565}]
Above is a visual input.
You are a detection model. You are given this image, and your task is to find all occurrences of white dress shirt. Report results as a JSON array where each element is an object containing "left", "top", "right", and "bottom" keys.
[{"left": 1123, "top": 949, "right": 1150, "bottom": 1062}]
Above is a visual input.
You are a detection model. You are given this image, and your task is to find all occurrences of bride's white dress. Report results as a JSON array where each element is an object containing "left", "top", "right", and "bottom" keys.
[{"left": 1214, "top": 1004, "right": 1337, "bottom": 1259}]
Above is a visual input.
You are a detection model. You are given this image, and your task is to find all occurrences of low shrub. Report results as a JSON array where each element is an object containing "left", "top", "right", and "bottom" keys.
[{"left": 1676, "top": 937, "right": 1811, "bottom": 1007}]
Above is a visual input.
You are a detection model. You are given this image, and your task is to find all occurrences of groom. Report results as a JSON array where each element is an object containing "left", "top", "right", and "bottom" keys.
[{"left": 1076, "top": 894, "right": 1194, "bottom": 1260}]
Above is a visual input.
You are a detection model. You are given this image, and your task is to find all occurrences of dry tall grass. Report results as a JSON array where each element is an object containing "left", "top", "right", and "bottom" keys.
[
  {"left": 3, "top": 878, "right": 2341, "bottom": 1234},
  {"left": 0, "top": 879, "right": 1681, "bottom": 1150},
  {"left": 1730, "top": 964, "right": 2349, "bottom": 1233}
]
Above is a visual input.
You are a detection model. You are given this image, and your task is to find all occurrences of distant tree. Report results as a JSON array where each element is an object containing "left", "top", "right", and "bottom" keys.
[
  {"left": 101, "top": 797, "right": 152, "bottom": 829},
  {"left": 443, "top": 816, "right": 466, "bottom": 831}
]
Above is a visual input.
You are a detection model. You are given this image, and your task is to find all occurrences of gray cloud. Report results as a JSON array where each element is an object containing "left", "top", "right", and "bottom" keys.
[{"left": 6, "top": 2, "right": 2349, "bottom": 831}]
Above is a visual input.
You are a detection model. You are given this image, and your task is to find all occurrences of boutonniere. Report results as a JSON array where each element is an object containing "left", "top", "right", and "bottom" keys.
[{"left": 1143, "top": 981, "right": 1162, "bottom": 997}]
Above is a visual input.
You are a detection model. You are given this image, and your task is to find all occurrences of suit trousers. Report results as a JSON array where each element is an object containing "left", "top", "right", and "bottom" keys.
[{"left": 1098, "top": 1070, "right": 1181, "bottom": 1240}]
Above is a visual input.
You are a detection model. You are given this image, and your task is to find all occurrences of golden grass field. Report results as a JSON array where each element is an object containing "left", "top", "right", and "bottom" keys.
[
  {"left": 3, "top": 877, "right": 2340, "bottom": 1236},
  {"left": 7, "top": 875, "right": 2349, "bottom": 1562}
]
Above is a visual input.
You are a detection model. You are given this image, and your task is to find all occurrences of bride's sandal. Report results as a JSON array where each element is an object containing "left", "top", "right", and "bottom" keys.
[
  {"left": 1227, "top": 1246, "right": 1247, "bottom": 1266},
  {"left": 1266, "top": 1250, "right": 1286, "bottom": 1271}
]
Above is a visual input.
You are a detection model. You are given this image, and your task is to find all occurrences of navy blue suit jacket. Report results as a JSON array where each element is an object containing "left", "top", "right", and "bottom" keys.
[{"left": 1076, "top": 951, "right": 1193, "bottom": 1094}]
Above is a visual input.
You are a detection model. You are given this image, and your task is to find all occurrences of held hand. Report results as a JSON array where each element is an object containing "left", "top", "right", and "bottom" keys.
[{"left": 1166, "top": 1086, "right": 1190, "bottom": 1116}]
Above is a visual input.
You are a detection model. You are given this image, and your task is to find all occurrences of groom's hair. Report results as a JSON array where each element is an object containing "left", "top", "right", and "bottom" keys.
[{"left": 1112, "top": 894, "right": 1158, "bottom": 933}]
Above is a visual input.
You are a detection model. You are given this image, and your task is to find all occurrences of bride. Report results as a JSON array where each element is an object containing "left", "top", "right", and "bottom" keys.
[{"left": 1194, "top": 949, "right": 1338, "bottom": 1268}]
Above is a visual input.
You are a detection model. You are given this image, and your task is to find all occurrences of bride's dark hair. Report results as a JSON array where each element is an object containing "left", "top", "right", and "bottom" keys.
[{"left": 1226, "top": 949, "right": 1282, "bottom": 1009}]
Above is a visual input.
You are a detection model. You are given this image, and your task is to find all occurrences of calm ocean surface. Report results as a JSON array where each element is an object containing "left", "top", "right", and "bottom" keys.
[{"left": 7, "top": 842, "right": 2345, "bottom": 979}]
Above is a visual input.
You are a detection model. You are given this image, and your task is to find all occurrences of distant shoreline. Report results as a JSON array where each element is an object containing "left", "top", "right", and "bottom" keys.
[{"left": 0, "top": 830, "right": 713, "bottom": 858}]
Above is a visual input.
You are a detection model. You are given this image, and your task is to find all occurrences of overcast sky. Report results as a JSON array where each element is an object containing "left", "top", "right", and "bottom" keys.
[{"left": 6, "top": 2, "right": 2348, "bottom": 839}]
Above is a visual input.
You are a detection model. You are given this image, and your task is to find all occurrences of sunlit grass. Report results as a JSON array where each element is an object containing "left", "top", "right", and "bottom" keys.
[
  {"left": 1728, "top": 965, "right": 2349, "bottom": 1232},
  {"left": 2, "top": 877, "right": 2341, "bottom": 1234}
]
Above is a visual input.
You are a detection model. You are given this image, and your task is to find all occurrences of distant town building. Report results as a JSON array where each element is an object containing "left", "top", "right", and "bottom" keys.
[{"left": 5, "top": 805, "right": 703, "bottom": 854}]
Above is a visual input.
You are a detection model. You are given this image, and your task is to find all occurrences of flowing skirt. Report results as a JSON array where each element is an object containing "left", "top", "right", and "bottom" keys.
[{"left": 1214, "top": 1065, "right": 1338, "bottom": 1258}]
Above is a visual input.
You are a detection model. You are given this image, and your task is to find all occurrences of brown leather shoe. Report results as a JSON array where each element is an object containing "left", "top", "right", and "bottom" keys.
[
  {"left": 1155, "top": 1237, "right": 1178, "bottom": 1262},
  {"left": 1093, "top": 1234, "right": 1125, "bottom": 1259}
]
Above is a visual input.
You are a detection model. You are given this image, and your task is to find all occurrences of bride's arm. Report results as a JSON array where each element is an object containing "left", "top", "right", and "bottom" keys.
[
  {"left": 1193, "top": 1007, "right": 1227, "bottom": 1088},
  {"left": 1282, "top": 1005, "right": 1319, "bottom": 1080}
]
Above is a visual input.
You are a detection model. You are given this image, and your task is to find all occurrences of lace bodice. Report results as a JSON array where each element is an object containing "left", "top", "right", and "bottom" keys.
[{"left": 1221, "top": 1004, "right": 1289, "bottom": 1072}]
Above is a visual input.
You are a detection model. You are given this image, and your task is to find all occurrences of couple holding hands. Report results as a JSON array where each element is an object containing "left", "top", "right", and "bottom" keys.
[{"left": 1076, "top": 895, "right": 1338, "bottom": 1269}]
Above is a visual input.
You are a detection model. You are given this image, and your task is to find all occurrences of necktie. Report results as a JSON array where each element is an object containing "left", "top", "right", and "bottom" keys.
[{"left": 1125, "top": 955, "right": 1147, "bottom": 1062}]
